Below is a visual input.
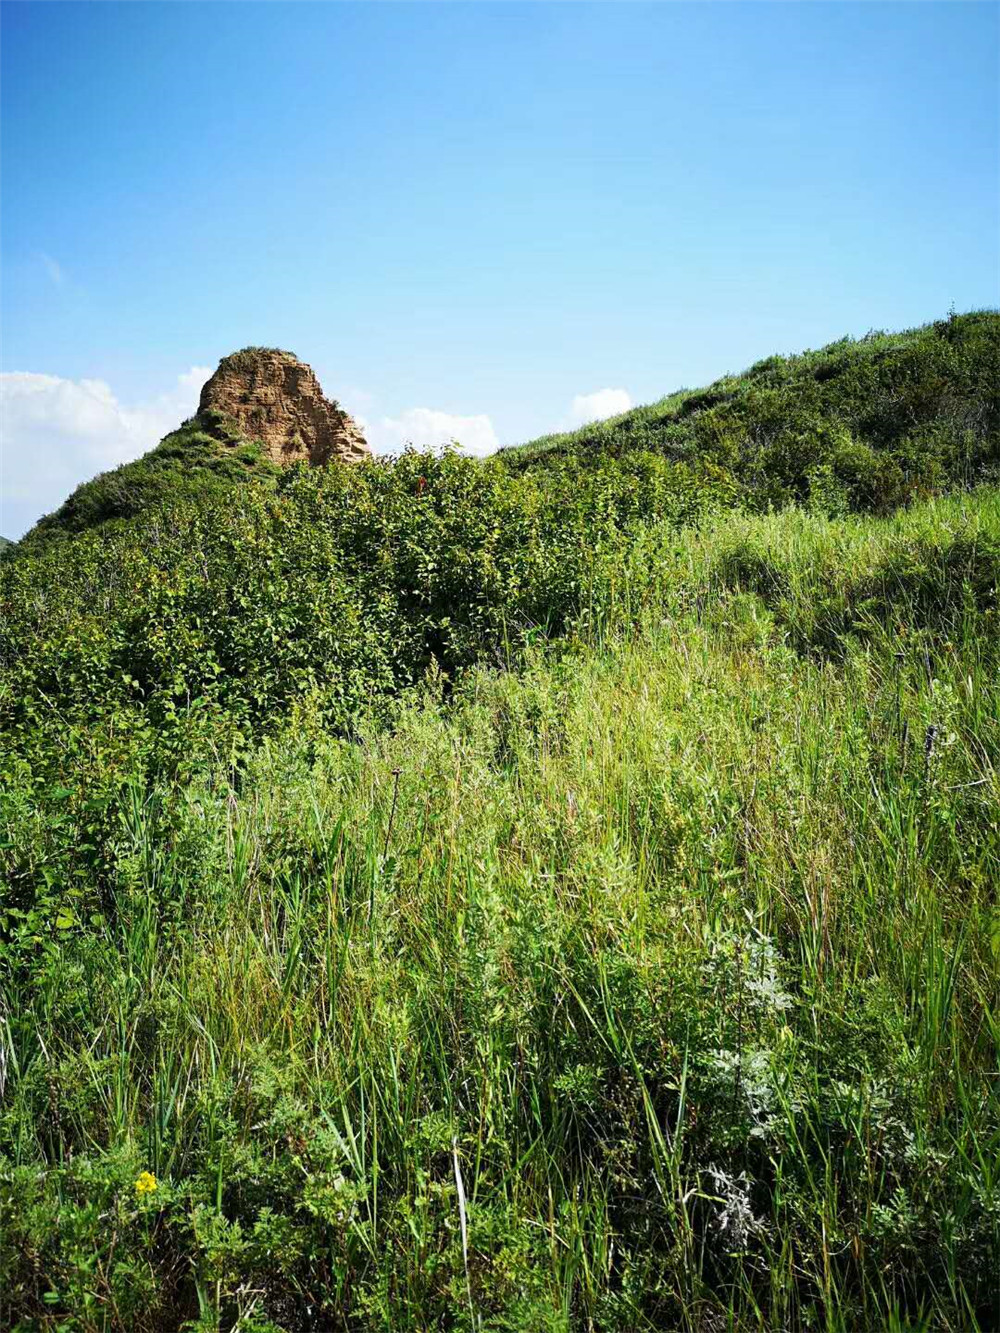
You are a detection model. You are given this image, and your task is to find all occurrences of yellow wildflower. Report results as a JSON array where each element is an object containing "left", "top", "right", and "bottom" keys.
[{"left": 135, "top": 1171, "right": 158, "bottom": 1196}]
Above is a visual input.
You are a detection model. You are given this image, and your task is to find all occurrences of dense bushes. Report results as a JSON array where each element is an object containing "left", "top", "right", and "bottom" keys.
[
  {"left": 1, "top": 448, "right": 728, "bottom": 787},
  {"left": 2, "top": 495, "right": 998, "bottom": 1329},
  {"left": 2, "top": 313, "right": 1000, "bottom": 1329}
]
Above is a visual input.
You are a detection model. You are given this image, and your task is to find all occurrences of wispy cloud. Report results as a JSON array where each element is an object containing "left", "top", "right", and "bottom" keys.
[
  {"left": 36, "top": 251, "right": 65, "bottom": 286},
  {"left": 338, "top": 385, "right": 376, "bottom": 414}
]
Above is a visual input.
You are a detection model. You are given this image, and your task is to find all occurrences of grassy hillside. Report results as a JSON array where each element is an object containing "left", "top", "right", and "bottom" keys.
[
  {"left": 19, "top": 409, "right": 281, "bottom": 547},
  {"left": 2, "top": 315, "right": 999, "bottom": 1330},
  {"left": 504, "top": 309, "right": 1000, "bottom": 513},
  {"left": 13, "top": 309, "right": 1000, "bottom": 553}
]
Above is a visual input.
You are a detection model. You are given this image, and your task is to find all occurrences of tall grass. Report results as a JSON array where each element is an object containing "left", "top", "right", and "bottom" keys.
[{"left": 2, "top": 492, "right": 999, "bottom": 1330}]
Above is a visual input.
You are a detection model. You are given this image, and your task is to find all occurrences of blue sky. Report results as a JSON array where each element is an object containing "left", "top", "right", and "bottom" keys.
[{"left": 2, "top": 1, "right": 998, "bottom": 537}]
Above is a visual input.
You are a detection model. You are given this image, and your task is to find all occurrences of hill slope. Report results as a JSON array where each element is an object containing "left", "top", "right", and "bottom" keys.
[
  {"left": 2, "top": 314, "right": 999, "bottom": 1330},
  {"left": 20, "top": 409, "right": 282, "bottom": 546},
  {"left": 505, "top": 308, "right": 1000, "bottom": 511},
  {"left": 14, "top": 309, "right": 1000, "bottom": 551}
]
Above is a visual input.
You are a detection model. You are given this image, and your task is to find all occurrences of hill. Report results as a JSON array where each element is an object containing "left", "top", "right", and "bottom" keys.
[
  {"left": 15, "top": 310, "right": 1000, "bottom": 551},
  {"left": 505, "top": 308, "right": 1000, "bottom": 511},
  {"left": 19, "top": 346, "right": 369, "bottom": 547},
  {"left": 1, "top": 313, "right": 999, "bottom": 1331}
]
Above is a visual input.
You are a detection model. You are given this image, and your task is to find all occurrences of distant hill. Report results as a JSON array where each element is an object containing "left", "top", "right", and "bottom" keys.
[
  {"left": 15, "top": 310, "right": 999, "bottom": 554},
  {"left": 19, "top": 346, "right": 368, "bottom": 547},
  {"left": 503, "top": 309, "right": 1000, "bottom": 510}
]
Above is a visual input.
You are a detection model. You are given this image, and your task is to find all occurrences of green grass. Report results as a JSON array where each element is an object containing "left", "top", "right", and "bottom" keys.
[
  {"left": 502, "top": 310, "right": 1000, "bottom": 516},
  {"left": 18, "top": 410, "right": 282, "bottom": 545},
  {"left": 3, "top": 491, "right": 999, "bottom": 1330},
  {"left": 2, "top": 311, "right": 999, "bottom": 1328}
]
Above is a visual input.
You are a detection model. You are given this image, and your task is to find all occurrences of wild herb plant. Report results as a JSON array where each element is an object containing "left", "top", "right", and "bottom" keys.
[{"left": 1, "top": 315, "right": 998, "bottom": 1330}]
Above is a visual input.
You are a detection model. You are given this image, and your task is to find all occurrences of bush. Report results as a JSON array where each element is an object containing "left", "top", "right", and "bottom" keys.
[{"left": 2, "top": 314, "right": 1000, "bottom": 1330}]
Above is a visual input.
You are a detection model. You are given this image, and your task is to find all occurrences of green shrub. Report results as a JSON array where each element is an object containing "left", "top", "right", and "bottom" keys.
[
  {"left": 503, "top": 308, "right": 1000, "bottom": 515},
  {"left": 2, "top": 315, "right": 1000, "bottom": 1330}
]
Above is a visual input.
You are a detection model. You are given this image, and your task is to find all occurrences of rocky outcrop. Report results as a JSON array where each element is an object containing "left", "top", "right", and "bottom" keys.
[{"left": 198, "top": 347, "right": 369, "bottom": 466}]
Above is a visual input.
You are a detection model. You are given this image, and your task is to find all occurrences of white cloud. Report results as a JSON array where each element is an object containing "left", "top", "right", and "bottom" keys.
[
  {"left": 366, "top": 406, "right": 499, "bottom": 458},
  {"left": 0, "top": 366, "right": 210, "bottom": 538},
  {"left": 568, "top": 388, "right": 632, "bottom": 428}
]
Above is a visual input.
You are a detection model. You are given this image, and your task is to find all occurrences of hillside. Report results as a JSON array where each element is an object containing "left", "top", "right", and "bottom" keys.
[
  {"left": 13, "top": 310, "right": 1000, "bottom": 553},
  {"left": 2, "top": 314, "right": 999, "bottom": 1331},
  {"left": 18, "top": 346, "right": 369, "bottom": 547},
  {"left": 505, "top": 308, "right": 1000, "bottom": 510},
  {"left": 20, "top": 410, "right": 282, "bottom": 545}
]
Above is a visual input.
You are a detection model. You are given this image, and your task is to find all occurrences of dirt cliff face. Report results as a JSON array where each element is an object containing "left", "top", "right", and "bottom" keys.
[{"left": 198, "top": 348, "right": 368, "bottom": 466}]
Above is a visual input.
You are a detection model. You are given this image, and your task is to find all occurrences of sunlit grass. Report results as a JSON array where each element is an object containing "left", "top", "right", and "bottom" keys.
[{"left": 2, "top": 492, "right": 999, "bottom": 1330}]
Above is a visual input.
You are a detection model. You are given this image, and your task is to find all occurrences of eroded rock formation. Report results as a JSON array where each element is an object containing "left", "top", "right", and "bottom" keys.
[{"left": 199, "top": 347, "right": 369, "bottom": 466}]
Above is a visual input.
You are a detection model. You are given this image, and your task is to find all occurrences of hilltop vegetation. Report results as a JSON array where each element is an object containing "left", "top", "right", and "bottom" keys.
[
  {"left": 1, "top": 313, "right": 999, "bottom": 1331},
  {"left": 505, "top": 308, "right": 999, "bottom": 510},
  {"left": 22, "top": 410, "right": 282, "bottom": 544},
  {"left": 16, "top": 309, "right": 1000, "bottom": 549}
]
